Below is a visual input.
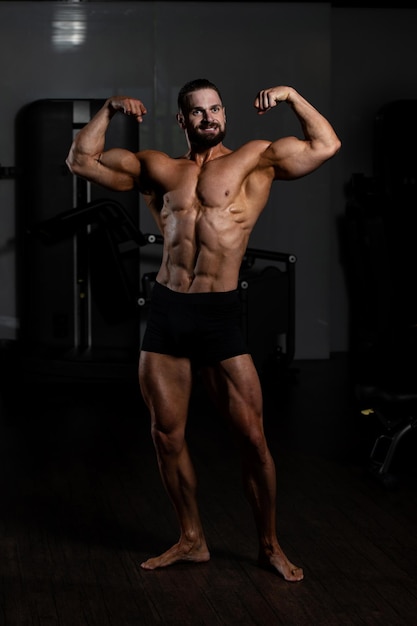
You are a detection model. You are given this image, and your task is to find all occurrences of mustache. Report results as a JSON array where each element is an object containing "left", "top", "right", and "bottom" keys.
[{"left": 199, "top": 122, "right": 219, "bottom": 129}]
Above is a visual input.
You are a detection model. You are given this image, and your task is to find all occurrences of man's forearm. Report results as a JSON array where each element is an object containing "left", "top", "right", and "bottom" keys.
[
  {"left": 286, "top": 87, "right": 340, "bottom": 150},
  {"left": 67, "top": 99, "right": 115, "bottom": 167}
]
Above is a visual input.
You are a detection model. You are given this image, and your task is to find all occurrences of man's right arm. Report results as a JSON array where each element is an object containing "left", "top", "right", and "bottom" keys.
[{"left": 66, "top": 96, "right": 147, "bottom": 192}]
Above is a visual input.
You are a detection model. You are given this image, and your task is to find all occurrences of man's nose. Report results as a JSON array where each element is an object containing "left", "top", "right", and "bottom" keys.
[{"left": 203, "top": 110, "right": 214, "bottom": 121}]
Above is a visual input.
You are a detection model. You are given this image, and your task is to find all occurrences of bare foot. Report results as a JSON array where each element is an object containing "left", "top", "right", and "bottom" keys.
[
  {"left": 141, "top": 541, "right": 210, "bottom": 570},
  {"left": 259, "top": 551, "right": 304, "bottom": 582}
]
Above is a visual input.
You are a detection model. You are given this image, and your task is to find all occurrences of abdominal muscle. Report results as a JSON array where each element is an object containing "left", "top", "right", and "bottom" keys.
[{"left": 155, "top": 203, "right": 250, "bottom": 294}]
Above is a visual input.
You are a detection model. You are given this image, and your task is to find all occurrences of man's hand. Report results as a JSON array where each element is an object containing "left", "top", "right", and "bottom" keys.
[
  {"left": 108, "top": 96, "right": 148, "bottom": 123},
  {"left": 254, "top": 87, "right": 291, "bottom": 115}
]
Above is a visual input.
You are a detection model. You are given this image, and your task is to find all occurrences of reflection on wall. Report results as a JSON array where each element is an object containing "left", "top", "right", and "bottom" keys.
[{"left": 52, "top": 4, "right": 87, "bottom": 51}]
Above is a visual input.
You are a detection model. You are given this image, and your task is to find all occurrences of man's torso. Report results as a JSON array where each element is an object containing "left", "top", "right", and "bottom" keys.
[{"left": 139, "top": 141, "right": 275, "bottom": 293}]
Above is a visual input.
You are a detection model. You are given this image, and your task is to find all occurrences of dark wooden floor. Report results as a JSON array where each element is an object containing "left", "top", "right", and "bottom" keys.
[{"left": 0, "top": 348, "right": 416, "bottom": 625}]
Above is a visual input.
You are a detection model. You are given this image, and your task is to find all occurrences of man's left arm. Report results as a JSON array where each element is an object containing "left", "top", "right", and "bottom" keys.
[{"left": 255, "top": 86, "right": 341, "bottom": 180}]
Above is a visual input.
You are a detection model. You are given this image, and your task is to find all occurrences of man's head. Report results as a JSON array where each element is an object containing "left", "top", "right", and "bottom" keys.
[
  {"left": 177, "top": 78, "right": 226, "bottom": 149},
  {"left": 177, "top": 78, "right": 223, "bottom": 113}
]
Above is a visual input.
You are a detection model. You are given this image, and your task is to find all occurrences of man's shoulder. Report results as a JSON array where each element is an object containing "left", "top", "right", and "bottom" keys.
[
  {"left": 236, "top": 139, "right": 271, "bottom": 153},
  {"left": 137, "top": 149, "right": 180, "bottom": 174},
  {"left": 227, "top": 140, "right": 272, "bottom": 168},
  {"left": 136, "top": 149, "right": 191, "bottom": 191},
  {"left": 137, "top": 148, "right": 172, "bottom": 161}
]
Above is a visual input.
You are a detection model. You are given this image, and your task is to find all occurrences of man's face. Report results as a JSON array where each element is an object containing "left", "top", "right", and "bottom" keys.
[{"left": 178, "top": 88, "right": 226, "bottom": 148}]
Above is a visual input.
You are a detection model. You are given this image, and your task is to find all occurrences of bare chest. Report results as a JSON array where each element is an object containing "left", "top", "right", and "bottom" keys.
[{"left": 161, "top": 159, "right": 243, "bottom": 223}]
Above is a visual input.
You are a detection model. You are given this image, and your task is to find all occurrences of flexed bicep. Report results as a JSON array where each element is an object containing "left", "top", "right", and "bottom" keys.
[
  {"left": 263, "top": 135, "right": 330, "bottom": 181},
  {"left": 66, "top": 95, "right": 147, "bottom": 191},
  {"left": 254, "top": 85, "right": 341, "bottom": 180},
  {"left": 67, "top": 145, "right": 140, "bottom": 191},
  {"left": 94, "top": 148, "right": 141, "bottom": 191}
]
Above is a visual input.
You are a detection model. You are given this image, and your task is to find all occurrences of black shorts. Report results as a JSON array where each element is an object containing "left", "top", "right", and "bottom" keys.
[{"left": 141, "top": 281, "right": 249, "bottom": 366}]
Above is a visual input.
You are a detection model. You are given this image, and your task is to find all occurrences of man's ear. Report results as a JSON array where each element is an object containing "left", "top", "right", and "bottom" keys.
[{"left": 176, "top": 112, "right": 185, "bottom": 128}]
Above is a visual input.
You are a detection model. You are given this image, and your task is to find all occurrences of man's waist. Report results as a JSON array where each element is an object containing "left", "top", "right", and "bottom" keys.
[{"left": 156, "top": 270, "right": 238, "bottom": 293}]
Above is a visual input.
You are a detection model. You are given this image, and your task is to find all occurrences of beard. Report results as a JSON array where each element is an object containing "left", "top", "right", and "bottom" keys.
[{"left": 188, "top": 125, "right": 226, "bottom": 149}]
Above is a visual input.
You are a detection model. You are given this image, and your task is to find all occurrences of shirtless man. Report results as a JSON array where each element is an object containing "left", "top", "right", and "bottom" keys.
[{"left": 66, "top": 79, "right": 341, "bottom": 582}]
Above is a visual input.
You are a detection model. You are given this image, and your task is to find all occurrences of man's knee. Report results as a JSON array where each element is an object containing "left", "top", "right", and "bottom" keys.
[
  {"left": 152, "top": 424, "right": 185, "bottom": 457},
  {"left": 237, "top": 421, "right": 269, "bottom": 457}
]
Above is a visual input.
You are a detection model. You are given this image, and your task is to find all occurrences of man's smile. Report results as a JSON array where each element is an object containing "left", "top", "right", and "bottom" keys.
[{"left": 200, "top": 125, "right": 218, "bottom": 133}]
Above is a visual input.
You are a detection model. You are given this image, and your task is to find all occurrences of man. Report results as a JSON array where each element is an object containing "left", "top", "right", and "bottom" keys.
[{"left": 66, "top": 79, "right": 341, "bottom": 582}]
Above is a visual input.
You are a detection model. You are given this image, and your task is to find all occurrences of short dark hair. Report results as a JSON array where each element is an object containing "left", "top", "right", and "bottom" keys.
[{"left": 177, "top": 78, "right": 223, "bottom": 113}]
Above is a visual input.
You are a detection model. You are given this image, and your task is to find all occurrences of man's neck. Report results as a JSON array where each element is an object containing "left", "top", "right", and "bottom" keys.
[{"left": 185, "top": 143, "right": 230, "bottom": 165}]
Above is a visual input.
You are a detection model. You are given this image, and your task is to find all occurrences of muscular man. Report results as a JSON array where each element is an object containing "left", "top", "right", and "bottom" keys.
[{"left": 66, "top": 79, "right": 341, "bottom": 582}]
